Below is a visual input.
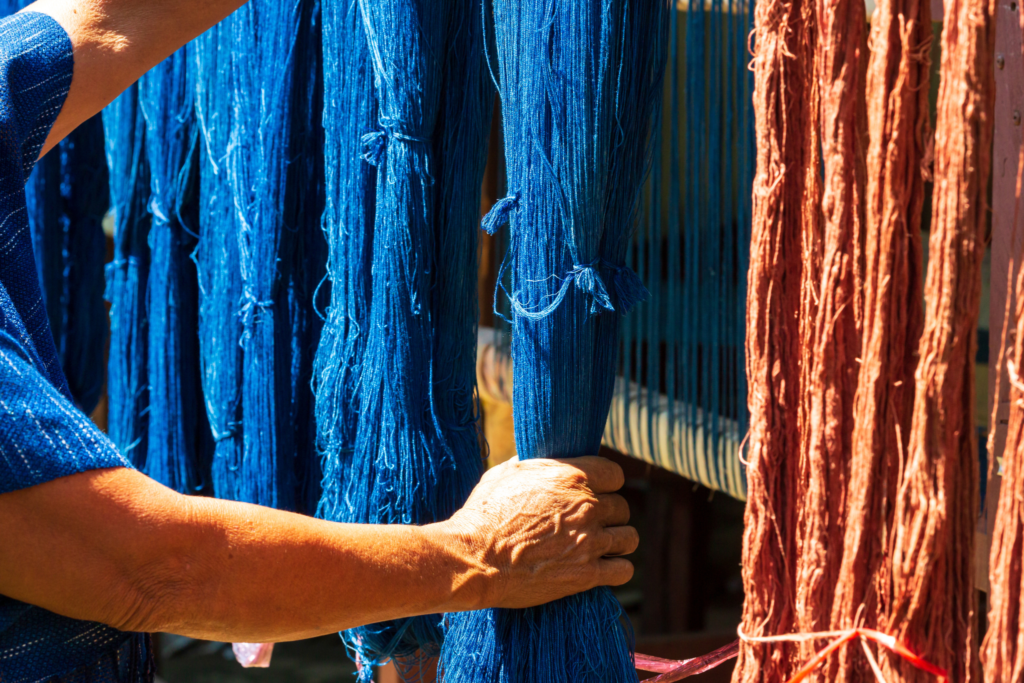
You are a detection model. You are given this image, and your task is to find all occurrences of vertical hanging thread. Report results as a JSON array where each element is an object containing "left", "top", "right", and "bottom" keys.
[
  {"left": 830, "top": 0, "right": 929, "bottom": 679},
  {"left": 605, "top": 0, "right": 755, "bottom": 501},
  {"left": 195, "top": 18, "right": 245, "bottom": 502},
  {"left": 439, "top": 0, "right": 669, "bottom": 681},
  {"left": 883, "top": 0, "right": 995, "bottom": 678},
  {"left": 285, "top": 0, "right": 326, "bottom": 515},
  {"left": 104, "top": 84, "right": 152, "bottom": 465},
  {"left": 982, "top": 12, "right": 1024, "bottom": 672},
  {"left": 225, "top": 0, "right": 321, "bottom": 510},
  {"left": 427, "top": 0, "right": 495, "bottom": 545},
  {"left": 314, "top": 0, "right": 378, "bottom": 522},
  {"left": 733, "top": 0, "right": 819, "bottom": 676},
  {"left": 794, "top": 0, "right": 867, "bottom": 662},
  {"left": 982, "top": 137, "right": 1024, "bottom": 679},
  {"left": 138, "top": 46, "right": 207, "bottom": 493},
  {"left": 331, "top": 0, "right": 478, "bottom": 672}
]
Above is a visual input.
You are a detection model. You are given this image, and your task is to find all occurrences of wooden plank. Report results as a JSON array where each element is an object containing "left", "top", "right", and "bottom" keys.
[{"left": 984, "top": 0, "right": 1024, "bottom": 592}]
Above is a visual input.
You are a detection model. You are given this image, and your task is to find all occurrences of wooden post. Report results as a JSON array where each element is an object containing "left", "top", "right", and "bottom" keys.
[{"left": 984, "top": 0, "right": 1024, "bottom": 593}]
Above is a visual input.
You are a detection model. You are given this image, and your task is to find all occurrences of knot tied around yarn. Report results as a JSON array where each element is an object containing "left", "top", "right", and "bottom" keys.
[
  {"left": 506, "top": 259, "right": 650, "bottom": 321},
  {"left": 360, "top": 126, "right": 432, "bottom": 168},
  {"left": 238, "top": 289, "right": 275, "bottom": 334}
]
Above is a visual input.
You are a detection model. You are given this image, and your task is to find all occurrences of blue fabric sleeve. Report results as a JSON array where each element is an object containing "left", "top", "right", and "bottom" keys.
[
  {"left": 0, "top": 310, "right": 132, "bottom": 494},
  {"left": 0, "top": 11, "right": 74, "bottom": 181},
  {"left": 0, "top": 12, "right": 131, "bottom": 496}
]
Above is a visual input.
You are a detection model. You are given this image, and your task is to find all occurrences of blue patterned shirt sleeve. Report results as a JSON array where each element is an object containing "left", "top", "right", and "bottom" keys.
[
  {"left": 0, "top": 12, "right": 149, "bottom": 683},
  {"left": 0, "top": 316, "right": 131, "bottom": 493},
  {"left": 0, "top": 11, "right": 132, "bottom": 497}
]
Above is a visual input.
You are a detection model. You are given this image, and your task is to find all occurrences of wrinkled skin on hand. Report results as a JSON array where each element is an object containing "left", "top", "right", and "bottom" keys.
[{"left": 444, "top": 455, "right": 638, "bottom": 610}]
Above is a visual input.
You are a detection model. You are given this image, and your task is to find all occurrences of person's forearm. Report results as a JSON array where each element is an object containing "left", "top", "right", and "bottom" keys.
[
  {"left": 0, "top": 468, "right": 484, "bottom": 642},
  {"left": 26, "top": 0, "right": 247, "bottom": 155}
]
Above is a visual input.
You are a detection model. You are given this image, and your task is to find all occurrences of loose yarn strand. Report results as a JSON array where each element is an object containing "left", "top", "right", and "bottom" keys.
[
  {"left": 314, "top": 0, "right": 377, "bottom": 522},
  {"left": 979, "top": 7, "right": 1024, "bottom": 679},
  {"left": 793, "top": 0, "right": 866, "bottom": 667},
  {"left": 195, "top": 19, "right": 245, "bottom": 502}
]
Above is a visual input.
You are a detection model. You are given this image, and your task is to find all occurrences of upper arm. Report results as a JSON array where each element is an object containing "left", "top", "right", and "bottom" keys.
[
  {"left": 24, "top": 0, "right": 249, "bottom": 155},
  {"left": 0, "top": 466, "right": 193, "bottom": 633}
]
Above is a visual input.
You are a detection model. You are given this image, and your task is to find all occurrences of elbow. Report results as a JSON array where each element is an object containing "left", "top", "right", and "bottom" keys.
[
  {"left": 103, "top": 552, "right": 203, "bottom": 635},
  {"left": 101, "top": 497, "right": 211, "bottom": 636}
]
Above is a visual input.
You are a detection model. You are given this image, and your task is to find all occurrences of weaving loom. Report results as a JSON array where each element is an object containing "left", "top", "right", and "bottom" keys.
[
  {"left": 604, "top": 0, "right": 752, "bottom": 501},
  {"left": 478, "top": 0, "right": 754, "bottom": 501}
]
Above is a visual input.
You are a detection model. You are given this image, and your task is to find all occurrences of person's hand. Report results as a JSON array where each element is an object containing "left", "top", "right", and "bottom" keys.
[{"left": 439, "top": 455, "right": 638, "bottom": 610}]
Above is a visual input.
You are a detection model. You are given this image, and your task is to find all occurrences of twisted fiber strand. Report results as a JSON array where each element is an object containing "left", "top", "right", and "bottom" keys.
[
  {"left": 794, "top": 0, "right": 867, "bottom": 669},
  {"left": 830, "top": 0, "right": 930, "bottom": 679},
  {"left": 734, "top": 0, "right": 819, "bottom": 676},
  {"left": 439, "top": 0, "right": 669, "bottom": 681},
  {"left": 103, "top": 85, "right": 151, "bottom": 466},
  {"left": 138, "top": 45, "right": 206, "bottom": 494},
  {"left": 883, "top": 0, "right": 995, "bottom": 677}
]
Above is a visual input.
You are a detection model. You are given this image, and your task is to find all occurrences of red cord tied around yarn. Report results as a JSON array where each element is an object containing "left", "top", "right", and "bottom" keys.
[
  {"left": 633, "top": 628, "right": 946, "bottom": 683},
  {"left": 738, "top": 626, "right": 948, "bottom": 683}
]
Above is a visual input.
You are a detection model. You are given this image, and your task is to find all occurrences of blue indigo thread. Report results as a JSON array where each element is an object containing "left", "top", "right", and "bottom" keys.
[
  {"left": 138, "top": 45, "right": 208, "bottom": 494},
  {"left": 439, "top": 0, "right": 670, "bottom": 680}
]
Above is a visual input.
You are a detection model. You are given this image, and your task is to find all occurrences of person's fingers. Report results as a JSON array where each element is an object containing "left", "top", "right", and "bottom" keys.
[
  {"left": 600, "top": 525, "right": 640, "bottom": 558},
  {"left": 558, "top": 456, "right": 624, "bottom": 494},
  {"left": 594, "top": 557, "right": 635, "bottom": 587},
  {"left": 595, "top": 493, "right": 630, "bottom": 526}
]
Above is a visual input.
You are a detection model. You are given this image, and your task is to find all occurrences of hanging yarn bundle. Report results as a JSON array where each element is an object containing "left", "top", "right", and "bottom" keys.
[
  {"left": 440, "top": 0, "right": 669, "bottom": 681},
  {"left": 793, "top": 0, "right": 865, "bottom": 658},
  {"left": 322, "top": 0, "right": 491, "bottom": 673},
  {"left": 284, "top": 0, "right": 326, "bottom": 515},
  {"left": 194, "top": 19, "right": 245, "bottom": 503},
  {"left": 103, "top": 84, "right": 152, "bottom": 463},
  {"left": 428, "top": 0, "right": 495, "bottom": 535},
  {"left": 733, "top": 0, "right": 819, "bottom": 675},
  {"left": 882, "top": 0, "right": 995, "bottom": 679},
  {"left": 313, "top": 0, "right": 378, "bottom": 521},
  {"left": 223, "top": 0, "right": 323, "bottom": 511},
  {"left": 138, "top": 45, "right": 207, "bottom": 493},
  {"left": 829, "top": 0, "right": 929, "bottom": 678}
]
